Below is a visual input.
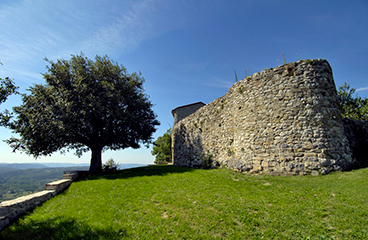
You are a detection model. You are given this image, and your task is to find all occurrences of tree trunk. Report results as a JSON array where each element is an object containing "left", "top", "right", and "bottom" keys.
[{"left": 89, "top": 146, "right": 102, "bottom": 173}]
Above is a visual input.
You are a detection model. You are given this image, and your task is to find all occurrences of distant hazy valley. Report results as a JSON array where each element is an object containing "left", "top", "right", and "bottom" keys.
[{"left": 0, "top": 162, "right": 147, "bottom": 202}]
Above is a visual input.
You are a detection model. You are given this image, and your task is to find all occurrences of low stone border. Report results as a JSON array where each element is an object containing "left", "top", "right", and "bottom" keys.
[{"left": 0, "top": 172, "right": 79, "bottom": 232}]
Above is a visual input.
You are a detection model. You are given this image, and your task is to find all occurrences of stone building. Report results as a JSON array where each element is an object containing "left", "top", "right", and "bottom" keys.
[
  {"left": 171, "top": 102, "right": 206, "bottom": 125},
  {"left": 172, "top": 59, "right": 356, "bottom": 175}
]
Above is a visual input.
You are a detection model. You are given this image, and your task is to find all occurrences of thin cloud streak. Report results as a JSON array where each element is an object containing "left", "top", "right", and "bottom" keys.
[
  {"left": 0, "top": 0, "right": 85, "bottom": 69},
  {"left": 0, "top": 0, "right": 192, "bottom": 69},
  {"left": 0, "top": 0, "right": 164, "bottom": 84},
  {"left": 356, "top": 86, "right": 368, "bottom": 92},
  {"left": 79, "top": 0, "right": 178, "bottom": 55}
]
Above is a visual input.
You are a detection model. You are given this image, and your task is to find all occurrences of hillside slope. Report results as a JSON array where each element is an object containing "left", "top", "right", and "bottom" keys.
[
  {"left": 1, "top": 166, "right": 367, "bottom": 239},
  {"left": 0, "top": 167, "right": 88, "bottom": 201}
]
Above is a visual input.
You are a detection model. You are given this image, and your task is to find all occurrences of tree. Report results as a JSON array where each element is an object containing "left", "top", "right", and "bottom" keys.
[
  {"left": 0, "top": 77, "right": 18, "bottom": 105},
  {"left": 103, "top": 158, "right": 120, "bottom": 171},
  {"left": 151, "top": 128, "right": 172, "bottom": 164},
  {"left": 6, "top": 54, "right": 160, "bottom": 173},
  {"left": 0, "top": 77, "right": 19, "bottom": 126},
  {"left": 337, "top": 82, "right": 368, "bottom": 120}
]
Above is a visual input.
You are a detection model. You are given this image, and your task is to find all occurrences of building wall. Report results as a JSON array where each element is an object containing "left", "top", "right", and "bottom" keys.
[
  {"left": 172, "top": 102, "right": 205, "bottom": 125},
  {"left": 172, "top": 59, "right": 354, "bottom": 175}
]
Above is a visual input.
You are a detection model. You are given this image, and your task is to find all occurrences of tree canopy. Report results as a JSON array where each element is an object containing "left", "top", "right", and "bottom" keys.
[
  {"left": 0, "top": 77, "right": 18, "bottom": 105},
  {"left": 337, "top": 82, "right": 368, "bottom": 120},
  {"left": 0, "top": 76, "right": 18, "bottom": 126},
  {"left": 6, "top": 54, "right": 159, "bottom": 172},
  {"left": 151, "top": 128, "right": 172, "bottom": 164}
]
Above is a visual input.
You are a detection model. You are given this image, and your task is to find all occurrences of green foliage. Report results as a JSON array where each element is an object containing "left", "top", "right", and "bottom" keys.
[
  {"left": 103, "top": 158, "right": 120, "bottom": 170},
  {"left": 0, "top": 77, "right": 18, "bottom": 126},
  {"left": 282, "top": 52, "right": 286, "bottom": 64},
  {"left": 2, "top": 166, "right": 368, "bottom": 239},
  {"left": 337, "top": 82, "right": 368, "bottom": 120},
  {"left": 5, "top": 54, "right": 159, "bottom": 173},
  {"left": 220, "top": 98, "right": 226, "bottom": 109},
  {"left": 0, "top": 77, "right": 18, "bottom": 105},
  {"left": 227, "top": 149, "right": 235, "bottom": 156},
  {"left": 200, "top": 152, "right": 215, "bottom": 169},
  {"left": 151, "top": 128, "right": 172, "bottom": 164}
]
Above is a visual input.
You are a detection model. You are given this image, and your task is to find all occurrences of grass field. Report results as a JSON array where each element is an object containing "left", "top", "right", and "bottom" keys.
[{"left": 1, "top": 165, "right": 367, "bottom": 239}]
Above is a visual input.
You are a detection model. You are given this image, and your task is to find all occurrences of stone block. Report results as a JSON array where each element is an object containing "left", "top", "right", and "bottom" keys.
[
  {"left": 44, "top": 179, "right": 72, "bottom": 193},
  {"left": 63, "top": 173, "right": 79, "bottom": 181},
  {"left": 312, "top": 170, "right": 319, "bottom": 176}
]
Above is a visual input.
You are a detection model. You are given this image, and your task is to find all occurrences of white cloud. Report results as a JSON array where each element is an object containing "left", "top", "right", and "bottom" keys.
[
  {"left": 0, "top": 0, "right": 227, "bottom": 85},
  {"left": 0, "top": 0, "right": 162, "bottom": 82},
  {"left": 0, "top": 1, "right": 83, "bottom": 78},
  {"left": 78, "top": 0, "right": 176, "bottom": 55},
  {"left": 356, "top": 86, "right": 368, "bottom": 92},
  {"left": 0, "top": 0, "right": 188, "bottom": 64}
]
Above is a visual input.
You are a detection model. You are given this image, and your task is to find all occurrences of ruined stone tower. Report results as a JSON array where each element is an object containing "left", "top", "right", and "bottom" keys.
[{"left": 172, "top": 59, "right": 354, "bottom": 175}]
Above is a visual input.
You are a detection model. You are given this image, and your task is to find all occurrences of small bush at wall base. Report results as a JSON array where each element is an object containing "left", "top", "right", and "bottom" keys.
[
  {"left": 200, "top": 153, "right": 217, "bottom": 169},
  {"left": 102, "top": 158, "right": 120, "bottom": 171}
]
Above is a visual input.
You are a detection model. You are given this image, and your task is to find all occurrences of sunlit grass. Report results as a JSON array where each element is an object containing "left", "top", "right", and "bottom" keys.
[{"left": 1, "top": 165, "right": 368, "bottom": 239}]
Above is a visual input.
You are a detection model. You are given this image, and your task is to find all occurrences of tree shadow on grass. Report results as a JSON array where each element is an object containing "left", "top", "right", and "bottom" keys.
[
  {"left": 0, "top": 216, "right": 127, "bottom": 240},
  {"left": 78, "top": 165, "right": 196, "bottom": 181}
]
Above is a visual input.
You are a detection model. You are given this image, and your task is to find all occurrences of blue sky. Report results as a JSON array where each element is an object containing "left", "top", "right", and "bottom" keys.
[{"left": 0, "top": 0, "right": 367, "bottom": 165}]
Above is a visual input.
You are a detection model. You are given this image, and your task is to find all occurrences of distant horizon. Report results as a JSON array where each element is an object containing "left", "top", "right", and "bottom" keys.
[
  {"left": 0, "top": 162, "right": 150, "bottom": 164},
  {"left": 0, "top": 162, "right": 151, "bottom": 165},
  {"left": 0, "top": 149, "right": 156, "bottom": 165},
  {"left": 0, "top": 162, "right": 150, "bottom": 170}
]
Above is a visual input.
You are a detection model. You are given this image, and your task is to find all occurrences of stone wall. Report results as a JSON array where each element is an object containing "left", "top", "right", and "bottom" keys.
[
  {"left": 172, "top": 59, "right": 354, "bottom": 175},
  {"left": 0, "top": 172, "right": 78, "bottom": 232}
]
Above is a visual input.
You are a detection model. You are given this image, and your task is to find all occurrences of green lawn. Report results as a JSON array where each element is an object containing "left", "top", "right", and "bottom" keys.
[{"left": 1, "top": 165, "right": 367, "bottom": 239}]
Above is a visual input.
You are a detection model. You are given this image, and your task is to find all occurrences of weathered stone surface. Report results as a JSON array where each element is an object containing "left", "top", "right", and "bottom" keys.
[
  {"left": 0, "top": 190, "right": 56, "bottom": 232},
  {"left": 44, "top": 179, "right": 72, "bottom": 193},
  {"left": 0, "top": 172, "right": 79, "bottom": 232},
  {"left": 172, "top": 59, "right": 354, "bottom": 175},
  {"left": 63, "top": 173, "right": 79, "bottom": 181}
]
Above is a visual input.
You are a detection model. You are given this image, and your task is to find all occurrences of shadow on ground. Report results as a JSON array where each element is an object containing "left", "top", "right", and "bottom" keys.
[
  {"left": 78, "top": 165, "right": 196, "bottom": 181},
  {"left": 0, "top": 216, "right": 127, "bottom": 240}
]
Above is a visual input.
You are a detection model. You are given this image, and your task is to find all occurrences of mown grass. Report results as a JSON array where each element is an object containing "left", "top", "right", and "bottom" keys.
[{"left": 1, "top": 165, "right": 367, "bottom": 239}]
